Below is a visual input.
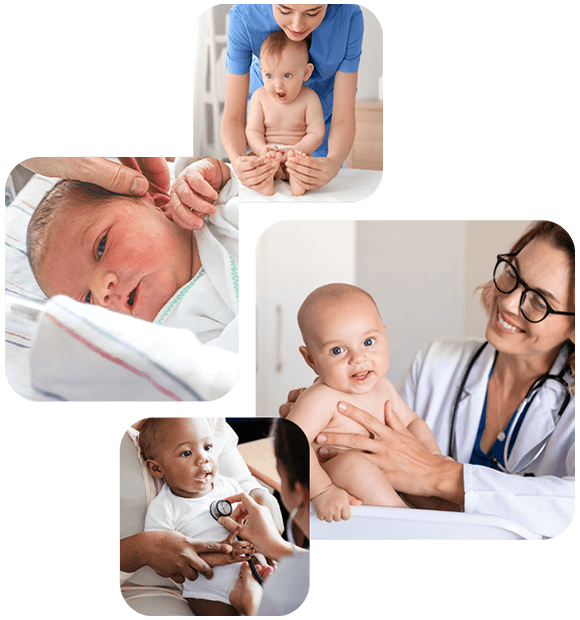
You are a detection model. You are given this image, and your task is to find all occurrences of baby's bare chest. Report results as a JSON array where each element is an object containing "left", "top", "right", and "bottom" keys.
[
  {"left": 322, "top": 391, "right": 387, "bottom": 437},
  {"left": 263, "top": 102, "right": 308, "bottom": 136}
]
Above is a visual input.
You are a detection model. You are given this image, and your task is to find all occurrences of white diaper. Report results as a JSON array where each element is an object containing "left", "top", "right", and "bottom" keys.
[{"left": 268, "top": 144, "right": 294, "bottom": 151}]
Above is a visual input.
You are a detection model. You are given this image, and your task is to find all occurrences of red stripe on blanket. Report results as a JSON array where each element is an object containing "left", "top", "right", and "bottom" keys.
[
  {"left": 46, "top": 313, "right": 182, "bottom": 400},
  {"left": 5, "top": 331, "right": 31, "bottom": 342}
]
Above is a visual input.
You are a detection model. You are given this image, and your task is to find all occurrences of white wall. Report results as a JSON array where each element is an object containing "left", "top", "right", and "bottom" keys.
[{"left": 356, "top": 220, "right": 532, "bottom": 388}]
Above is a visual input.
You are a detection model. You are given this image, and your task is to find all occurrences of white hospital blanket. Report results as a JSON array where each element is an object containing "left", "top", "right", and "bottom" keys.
[
  {"left": 154, "top": 174, "right": 239, "bottom": 354},
  {"left": 30, "top": 295, "right": 238, "bottom": 401},
  {"left": 240, "top": 167, "right": 383, "bottom": 202}
]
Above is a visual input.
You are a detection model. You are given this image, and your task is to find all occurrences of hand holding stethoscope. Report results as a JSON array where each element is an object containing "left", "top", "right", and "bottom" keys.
[{"left": 217, "top": 493, "right": 297, "bottom": 564}]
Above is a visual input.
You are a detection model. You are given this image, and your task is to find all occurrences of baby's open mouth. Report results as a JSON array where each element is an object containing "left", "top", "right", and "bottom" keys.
[
  {"left": 277, "top": 92, "right": 287, "bottom": 101},
  {"left": 351, "top": 370, "right": 371, "bottom": 382},
  {"left": 196, "top": 471, "right": 212, "bottom": 483},
  {"left": 128, "top": 287, "right": 137, "bottom": 308},
  {"left": 127, "top": 280, "right": 141, "bottom": 312}
]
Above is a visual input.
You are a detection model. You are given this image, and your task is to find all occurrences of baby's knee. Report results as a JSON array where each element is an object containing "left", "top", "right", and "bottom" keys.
[{"left": 324, "top": 449, "right": 369, "bottom": 475}]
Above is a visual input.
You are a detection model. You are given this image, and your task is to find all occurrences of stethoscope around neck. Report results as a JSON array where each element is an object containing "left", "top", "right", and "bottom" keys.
[{"left": 450, "top": 341, "right": 571, "bottom": 474}]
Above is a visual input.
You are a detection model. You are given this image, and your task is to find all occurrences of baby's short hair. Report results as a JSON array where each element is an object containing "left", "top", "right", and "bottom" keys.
[
  {"left": 260, "top": 29, "right": 310, "bottom": 65},
  {"left": 26, "top": 179, "right": 136, "bottom": 282},
  {"left": 138, "top": 418, "right": 175, "bottom": 462},
  {"left": 298, "top": 283, "right": 380, "bottom": 344}
]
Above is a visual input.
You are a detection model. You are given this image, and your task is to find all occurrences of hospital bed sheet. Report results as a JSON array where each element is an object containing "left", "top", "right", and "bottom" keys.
[
  {"left": 240, "top": 167, "right": 383, "bottom": 202},
  {"left": 5, "top": 173, "right": 55, "bottom": 399}
]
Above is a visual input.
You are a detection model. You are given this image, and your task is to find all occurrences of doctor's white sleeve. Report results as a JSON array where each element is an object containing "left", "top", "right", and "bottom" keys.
[{"left": 463, "top": 451, "right": 575, "bottom": 539}]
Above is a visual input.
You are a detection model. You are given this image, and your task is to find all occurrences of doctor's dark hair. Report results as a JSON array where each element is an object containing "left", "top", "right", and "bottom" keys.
[
  {"left": 271, "top": 419, "right": 309, "bottom": 491},
  {"left": 479, "top": 221, "right": 575, "bottom": 386}
]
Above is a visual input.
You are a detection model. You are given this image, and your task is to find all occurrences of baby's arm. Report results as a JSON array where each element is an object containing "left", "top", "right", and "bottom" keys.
[
  {"left": 245, "top": 90, "right": 269, "bottom": 156},
  {"left": 387, "top": 385, "right": 442, "bottom": 455},
  {"left": 290, "top": 90, "right": 326, "bottom": 155}
]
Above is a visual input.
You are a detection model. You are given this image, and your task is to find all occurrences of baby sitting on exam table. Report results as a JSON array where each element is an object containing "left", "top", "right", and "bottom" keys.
[
  {"left": 139, "top": 417, "right": 276, "bottom": 616},
  {"left": 245, "top": 30, "right": 325, "bottom": 196},
  {"left": 25, "top": 158, "right": 238, "bottom": 348},
  {"left": 287, "top": 283, "right": 444, "bottom": 522}
]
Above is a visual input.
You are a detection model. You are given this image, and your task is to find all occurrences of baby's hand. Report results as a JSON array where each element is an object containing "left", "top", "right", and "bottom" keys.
[
  {"left": 163, "top": 158, "right": 226, "bottom": 231},
  {"left": 202, "top": 528, "right": 255, "bottom": 567},
  {"left": 312, "top": 484, "right": 353, "bottom": 522},
  {"left": 263, "top": 145, "right": 280, "bottom": 155}
]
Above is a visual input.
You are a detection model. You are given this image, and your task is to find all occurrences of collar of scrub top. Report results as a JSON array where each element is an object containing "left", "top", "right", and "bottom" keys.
[{"left": 452, "top": 341, "right": 572, "bottom": 467}]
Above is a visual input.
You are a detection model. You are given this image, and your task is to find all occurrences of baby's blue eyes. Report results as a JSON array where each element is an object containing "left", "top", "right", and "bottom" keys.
[
  {"left": 284, "top": 73, "right": 292, "bottom": 78},
  {"left": 330, "top": 339, "right": 376, "bottom": 355}
]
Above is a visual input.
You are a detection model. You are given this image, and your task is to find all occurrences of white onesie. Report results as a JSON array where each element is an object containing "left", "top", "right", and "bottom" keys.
[
  {"left": 144, "top": 475, "right": 243, "bottom": 605},
  {"left": 153, "top": 170, "right": 239, "bottom": 353}
]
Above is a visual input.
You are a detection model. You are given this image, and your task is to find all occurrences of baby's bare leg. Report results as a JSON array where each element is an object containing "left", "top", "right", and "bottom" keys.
[
  {"left": 186, "top": 598, "right": 239, "bottom": 616},
  {"left": 321, "top": 450, "right": 408, "bottom": 508}
]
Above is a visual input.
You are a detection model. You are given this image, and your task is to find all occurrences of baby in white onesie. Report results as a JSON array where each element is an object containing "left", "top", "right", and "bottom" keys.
[{"left": 140, "top": 417, "right": 258, "bottom": 616}]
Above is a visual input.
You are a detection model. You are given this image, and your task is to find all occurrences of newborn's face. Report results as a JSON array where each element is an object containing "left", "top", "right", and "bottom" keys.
[
  {"left": 38, "top": 196, "right": 193, "bottom": 322},
  {"left": 306, "top": 297, "right": 390, "bottom": 395}
]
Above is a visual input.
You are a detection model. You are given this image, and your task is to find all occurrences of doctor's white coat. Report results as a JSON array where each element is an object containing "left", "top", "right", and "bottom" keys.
[{"left": 400, "top": 338, "right": 575, "bottom": 539}]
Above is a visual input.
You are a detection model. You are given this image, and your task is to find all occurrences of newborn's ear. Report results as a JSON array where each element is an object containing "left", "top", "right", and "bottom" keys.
[
  {"left": 146, "top": 188, "right": 171, "bottom": 211},
  {"left": 303, "top": 63, "right": 314, "bottom": 82},
  {"left": 119, "top": 157, "right": 171, "bottom": 209},
  {"left": 145, "top": 459, "right": 165, "bottom": 479}
]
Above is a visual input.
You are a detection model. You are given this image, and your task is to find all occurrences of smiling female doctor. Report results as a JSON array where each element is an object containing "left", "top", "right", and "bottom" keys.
[{"left": 285, "top": 221, "right": 575, "bottom": 538}]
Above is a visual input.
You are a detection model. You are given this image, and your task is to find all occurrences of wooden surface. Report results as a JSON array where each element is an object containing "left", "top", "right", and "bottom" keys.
[
  {"left": 347, "top": 99, "right": 383, "bottom": 171},
  {"left": 238, "top": 437, "right": 281, "bottom": 492}
]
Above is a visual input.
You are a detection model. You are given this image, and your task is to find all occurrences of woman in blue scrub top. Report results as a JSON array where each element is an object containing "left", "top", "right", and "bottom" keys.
[{"left": 221, "top": 4, "right": 364, "bottom": 192}]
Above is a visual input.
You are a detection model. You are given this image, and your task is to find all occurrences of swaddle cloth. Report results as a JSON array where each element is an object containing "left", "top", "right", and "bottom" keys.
[
  {"left": 153, "top": 170, "right": 239, "bottom": 354},
  {"left": 30, "top": 295, "right": 238, "bottom": 401},
  {"left": 145, "top": 477, "right": 243, "bottom": 605}
]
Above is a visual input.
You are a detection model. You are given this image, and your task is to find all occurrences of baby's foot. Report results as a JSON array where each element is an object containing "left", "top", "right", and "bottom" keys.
[
  {"left": 286, "top": 149, "right": 307, "bottom": 196},
  {"left": 257, "top": 152, "right": 281, "bottom": 195}
]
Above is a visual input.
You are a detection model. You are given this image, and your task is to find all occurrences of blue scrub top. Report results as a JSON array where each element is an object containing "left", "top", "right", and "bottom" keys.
[
  {"left": 469, "top": 368, "right": 532, "bottom": 470},
  {"left": 226, "top": 4, "right": 364, "bottom": 157}
]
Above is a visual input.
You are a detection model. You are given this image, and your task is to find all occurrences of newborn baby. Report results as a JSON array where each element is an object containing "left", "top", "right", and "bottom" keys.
[
  {"left": 288, "top": 283, "right": 443, "bottom": 522},
  {"left": 140, "top": 417, "right": 263, "bottom": 615},
  {"left": 245, "top": 29, "right": 325, "bottom": 196},
  {"left": 25, "top": 158, "right": 238, "bottom": 342}
]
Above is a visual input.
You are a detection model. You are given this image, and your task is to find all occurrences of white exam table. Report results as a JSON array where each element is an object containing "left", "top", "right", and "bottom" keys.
[
  {"left": 240, "top": 167, "right": 383, "bottom": 202},
  {"left": 310, "top": 505, "right": 541, "bottom": 540}
]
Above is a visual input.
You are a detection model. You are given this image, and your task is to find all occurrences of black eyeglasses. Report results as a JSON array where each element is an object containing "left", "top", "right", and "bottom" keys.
[{"left": 493, "top": 252, "right": 575, "bottom": 323}]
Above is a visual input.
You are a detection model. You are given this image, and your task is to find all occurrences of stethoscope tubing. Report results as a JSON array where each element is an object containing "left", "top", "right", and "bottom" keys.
[
  {"left": 450, "top": 342, "right": 570, "bottom": 474},
  {"left": 209, "top": 499, "right": 264, "bottom": 585}
]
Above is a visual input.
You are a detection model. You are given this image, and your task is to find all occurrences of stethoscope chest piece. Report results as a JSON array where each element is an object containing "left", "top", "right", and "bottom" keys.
[{"left": 209, "top": 499, "right": 233, "bottom": 521}]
